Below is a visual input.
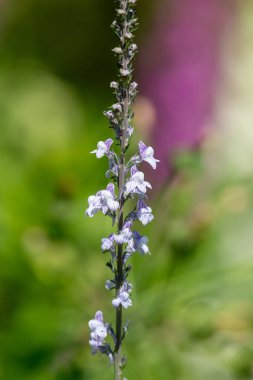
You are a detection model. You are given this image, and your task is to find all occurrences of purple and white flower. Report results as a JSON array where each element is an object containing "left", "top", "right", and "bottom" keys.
[
  {"left": 124, "top": 166, "right": 151, "bottom": 197},
  {"left": 137, "top": 199, "right": 154, "bottom": 225},
  {"left": 86, "top": 183, "right": 119, "bottom": 217},
  {"left": 129, "top": 231, "right": 150, "bottom": 255},
  {"left": 101, "top": 234, "right": 115, "bottom": 251},
  {"left": 127, "top": 125, "right": 134, "bottom": 140},
  {"left": 106, "top": 156, "right": 119, "bottom": 179},
  {"left": 133, "top": 231, "right": 150, "bottom": 255},
  {"left": 138, "top": 141, "right": 159, "bottom": 169},
  {"left": 86, "top": 195, "right": 102, "bottom": 217},
  {"left": 91, "top": 138, "right": 113, "bottom": 159},
  {"left": 112, "top": 282, "right": 133, "bottom": 309},
  {"left": 105, "top": 280, "right": 115, "bottom": 290},
  {"left": 114, "top": 221, "right": 132, "bottom": 244},
  {"left": 98, "top": 183, "right": 119, "bottom": 213},
  {"left": 89, "top": 311, "right": 108, "bottom": 354}
]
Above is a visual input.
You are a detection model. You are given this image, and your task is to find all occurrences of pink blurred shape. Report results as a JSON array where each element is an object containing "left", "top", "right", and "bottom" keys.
[{"left": 138, "top": 0, "right": 234, "bottom": 186}]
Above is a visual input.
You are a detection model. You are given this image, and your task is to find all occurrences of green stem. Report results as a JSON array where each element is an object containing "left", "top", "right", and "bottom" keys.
[{"left": 114, "top": 2, "right": 132, "bottom": 379}]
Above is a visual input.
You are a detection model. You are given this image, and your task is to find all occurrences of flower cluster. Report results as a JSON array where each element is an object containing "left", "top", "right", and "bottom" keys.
[
  {"left": 86, "top": 0, "right": 159, "bottom": 377},
  {"left": 89, "top": 311, "right": 108, "bottom": 354},
  {"left": 100, "top": 219, "right": 151, "bottom": 277},
  {"left": 112, "top": 281, "right": 133, "bottom": 309},
  {"left": 88, "top": 311, "right": 113, "bottom": 363}
]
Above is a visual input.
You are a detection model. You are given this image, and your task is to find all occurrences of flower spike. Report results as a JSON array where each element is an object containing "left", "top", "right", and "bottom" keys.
[{"left": 85, "top": 1, "right": 158, "bottom": 378}]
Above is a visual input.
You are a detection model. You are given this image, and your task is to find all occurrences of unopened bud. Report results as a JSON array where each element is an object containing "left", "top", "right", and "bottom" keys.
[
  {"left": 117, "top": 9, "right": 126, "bottom": 15},
  {"left": 110, "top": 81, "right": 119, "bottom": 89},
  {"left": 112, "top": 103, "right": 122, "bottom": 112},
  {"left": 125, "top": 32, "right": 133, "bottom": 39},
  {"left": 130, "top": 82, "right": 138, "bottom": 91},
  {"left": 112, "top": 47, "right": 123, "bottom": 54},
  {"left": 120, "top": 69, "right": 130, "bottom": 77}
]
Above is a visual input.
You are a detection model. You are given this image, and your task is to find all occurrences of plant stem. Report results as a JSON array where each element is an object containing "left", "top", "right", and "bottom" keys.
[
  {"left": 114, "top": 80, "right": 129, "bottom": 380},
  {"left": 114, "top": 2, "right": 132, "bottom": 378}
]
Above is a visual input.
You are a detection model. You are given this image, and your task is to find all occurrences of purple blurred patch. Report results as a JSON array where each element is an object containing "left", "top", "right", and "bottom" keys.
[{"left": 138, "top": 0, "right": 235, "bottom": 187}]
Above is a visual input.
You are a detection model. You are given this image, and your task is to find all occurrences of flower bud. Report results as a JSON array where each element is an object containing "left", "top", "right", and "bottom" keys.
[
  {"left": 120, "top": 68, "right": 130, "bottom": 77},
  {"left": 110, "top": 81, "right": 119, "bottom": 89},
  {"left": 112, "top": 103, "right": 122, "bottom": 112},
  {"left": 117, "top": 9, "right": 126, "bottom": 16},
  {"left": 112, "top": 47, "right": 123, "bottom": 54},
  {"left": 130, "top": 44, "right": 137, "bottom": 51},
  {"left": 124, "top": 32, "right": 133, "bottom": 39}
]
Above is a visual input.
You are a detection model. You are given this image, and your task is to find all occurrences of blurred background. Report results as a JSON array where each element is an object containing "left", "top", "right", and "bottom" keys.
[{"left": 1, "top": 0, "right": 253, "bottom": 379}]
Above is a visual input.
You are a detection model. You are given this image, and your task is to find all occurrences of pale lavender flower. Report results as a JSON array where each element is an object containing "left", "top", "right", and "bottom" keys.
[
  {"left": 86, "top": 183, "right": 119, "bottom": 217},
  {"left": 114, "top": 221, "right": 132, "bottom": 244},
  {"left": 98, "top": 186, "right": 119, "bottom": 214},
  {"left": 112, "top": 281, "right": 133, "bottom": 309},
  {"left": 132, "top": 231, "right": 150, "bottom": 255},
  {"left": 106, "top": 156, "right": 119, "bottom": 179},
  {"left": 104, "top": 110, "right": 114, "bottom": 119},
  {"left": 86, "top": 195, "right": 102, "bottom": 217},
  {"left": 138, "top": 141, "right": 160, "bottom": 169},
  {"left": 101, "top": 234, "right": 115, "bottom": 251},
  {"left": 124, "top": 166, "right": 152, "bottom": 197},
  {"left": 91, "top": 138, "right": 113, "bottom": 159},
  {"left": 127, "top": 125, "right": 134, "bottom": 140},
  {"left": 137, "top": 199, "right": 154, "bottom": 225},
  {"left": 89, "top": 311, "right": 108, "bottom": 354},
  {"left": 105, "top": 280, "right": 115, "bottom": 290}
]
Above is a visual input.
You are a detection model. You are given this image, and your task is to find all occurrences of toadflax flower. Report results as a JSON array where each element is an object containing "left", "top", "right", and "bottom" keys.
[
  {"left": 138, "top": 141, "right": 160, "bottom": 169},
  {"left": 88, "top": 311, "right": 108, "bottom": 354},
  {"left": 124, "top": 165, "right": 152, "bottom": 197},
  {"left": 112, "top": 281, "right": 133, "bottom": 309},
  {"left": 133, "top": 231, "right": 150, "bottom": 255},
  {"left": 101, "top": 234, "right": 115, "bottom": 252},
  {"left": 137, "top": 199, "right": 154, "bottom": 225},
  {"left": 86, "top": 194, "right": 101, "bottom": 217},
  {"left": 113, "top": 221, "right": 132, "bottom": 244},
  {"left": 126, "top": 231, "right": 150, "bottom": 255},
  {"left": 91, "top": 138, "right": 113, "bottom": 159},
  {"left": 86, "top": 183, "right": 119, "bottom": 217}
]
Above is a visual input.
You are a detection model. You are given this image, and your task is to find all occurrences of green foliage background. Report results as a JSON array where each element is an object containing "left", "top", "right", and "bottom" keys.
[{"left": 1, "top": 1, "right": 253, "bottom": 379}]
